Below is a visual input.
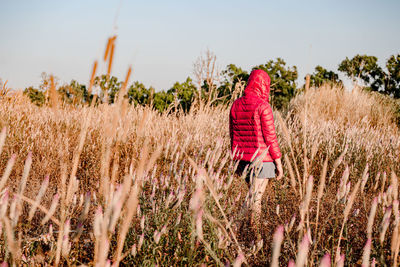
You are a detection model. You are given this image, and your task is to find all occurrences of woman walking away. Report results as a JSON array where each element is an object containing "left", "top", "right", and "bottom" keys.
[{"left": 229, "top": 69, "right": 283, "bottom": 232}]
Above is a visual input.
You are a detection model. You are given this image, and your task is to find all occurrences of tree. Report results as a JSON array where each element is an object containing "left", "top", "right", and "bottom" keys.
[
  {"left": 193, "top": 50, "right": 221, "bottom": 108},
  {"left": 153, "top": 91, "right": 174, "bottom": 113},
  {"left": 58, "top": 80, "right": 89, "bottom": 105},
  {"left": 94, "top": 75, "right": 122, "bottom": 104},
  {"left": 309, "top": 66, "right": 342, "bottom": 87},
  {"left": 167, "top": 77, "right": 197, "bottom": 112},
  {"left": 385, "top": 54, "right": 400, "bottom": 98},
  {"left": 254, "top": 58, "right": 298, "bottom": 109},
  {"left": 338, "top": 55, "right": 384, "bottom": 92},
  {"left": 24, "top": 86, "right": 45, "bottom": 106},
  {"left": 127, "top": 81, "right": 154, "bottom": 106},
  {"left": 217, "top": 64, "right": 249, "bottom": 104}
]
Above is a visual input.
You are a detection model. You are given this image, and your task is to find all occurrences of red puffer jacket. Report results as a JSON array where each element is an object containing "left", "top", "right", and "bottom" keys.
[{"left": 229, "top": 69, "right": 281, "bottom": 162}]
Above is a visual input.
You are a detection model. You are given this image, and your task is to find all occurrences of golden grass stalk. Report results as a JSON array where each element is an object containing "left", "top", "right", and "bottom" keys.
[
  {"left": 2, "top": 216, "right": 20, "bottom": 264},
  {"left": 336, "top": 180, "right": 361, "bottom": 259},
  {"left": 28, "top": 175, "right": 49, "bottom": 221},
  {"left": 277, "top": 112, "right": 302, "bottom": 195},
  {"left": 373, "top": 172, "right": 381, "bottom": 191},
  {"left": 41, "top": 193, "right": 60, "bottom": 225},
  {"left": 49, "top": 75, "right": 60, "bottom": 108},
  {"left": 0, "top": 154, "right": 16, "bottom": 192},
  {"left": 393, "top": 171, "right": 400, "bottom": 266},
  {"left": 187, "top": 156, "right": 247, "bottom": 264},
  {"left": 285, "top": 154, "right": 297, "bottom": 194},
  {"left": 112, "top": 143, "right": 160, "bottom": 266},
  {"left": 315, "top": 156, "right": 328, "bottom": 234},
  {"left": 328, "top": 144, "right": 348, "bottom": 183},
  {"left": 298, "top": 176, "right": 313, "bottom": 233},
  {"left": 381, "top": 172, "right": 387, "bottom": 194},
  {"left": 360, "top": 163, "right": 369, "bottom": 193},
  {"left": 88, "top": 60, "right": 98, "bottom": 95},
  {"left": 392, "top": 200, "right": 400, "bottom": 260},
  {"left": 18, "top": 152, "right": 32, "bottom": 196},
  {"left": 107, "top": 42, "right": 115, "bottom": 76},
  {"left": 104, "top": 36, "right": 116, "bottom": 62},
  {"left": 380, "top": 207, "right": 392, "bottom": 244},
  {"left": 392, "top": 170, "right": 399, "bottom": 202},
  {"left": 0, "top": 127, "right": 6, "bottom": 155},
  {"left": 61, "top": 219, "right": 71, "bottom": 257},
  {"left": 367, "top": 197, "right": 378, "bottom": 240}
]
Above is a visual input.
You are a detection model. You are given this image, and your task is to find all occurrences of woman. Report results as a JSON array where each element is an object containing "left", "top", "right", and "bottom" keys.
[{"left": 229, "top": 69, "right": 283, "bottom": 230}]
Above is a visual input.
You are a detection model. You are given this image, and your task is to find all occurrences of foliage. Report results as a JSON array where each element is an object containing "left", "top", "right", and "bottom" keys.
[
  {"left": 338, "top": 54, "right": 383, "bottom": 92},
  {"left": 23, "top": 86, "right": 46, "bottom": 106},
  {"left": 152, "top": 90, "right": 174, "bottom": 113},
  {"left": 94, "top": 75, "right": 122, "bottom": 104},
  {"left": 309, "top": 65, "right": 342, "bottom": 87},
  {"left": 385, "top": 54, "right": 400, "bottom": 98},
  {"left": 167, "top": 77, "right": 197, "bottom": 112},
  {"left": 338, "top": 54, "right": 400, "bottom": 98},
  {"left": 127, "top": 81, "right": 154, "bottom": 106},
  {"left": 58, "top": 80, "right": 89, "bottom": 105},
  {"left": 253, "top": 58, "right": 298, "bottom": 109},
  {"left": 217, "top": 64, "right": 249, "bottom": 104}
]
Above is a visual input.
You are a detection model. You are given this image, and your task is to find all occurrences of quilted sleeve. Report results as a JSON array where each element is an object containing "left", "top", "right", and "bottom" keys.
[
  {"left": 259, "top": 103, "right": 281, "bottom": 160},
  {"left": 229, "top": 106, "right": 234, "bottom": 150}
]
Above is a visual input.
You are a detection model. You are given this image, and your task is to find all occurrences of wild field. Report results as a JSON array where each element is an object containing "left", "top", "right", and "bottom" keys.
[{"left": 0, "top": 81, "right": 399, "bottom": 266}]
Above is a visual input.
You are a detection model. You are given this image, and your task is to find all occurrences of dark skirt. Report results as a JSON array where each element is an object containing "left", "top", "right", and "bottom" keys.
[{"left": 236, "top": 160, "right": 276, "bottom": 183}]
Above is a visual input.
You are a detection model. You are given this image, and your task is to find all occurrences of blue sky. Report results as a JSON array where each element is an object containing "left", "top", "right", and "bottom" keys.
[{"left": 0, "top": 0, "right": 399, "bottom": 91}]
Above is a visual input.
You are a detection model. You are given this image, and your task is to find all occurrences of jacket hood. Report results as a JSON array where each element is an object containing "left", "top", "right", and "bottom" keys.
[{"left": 244, "top": 69, "right": 271, "bottom": 102}]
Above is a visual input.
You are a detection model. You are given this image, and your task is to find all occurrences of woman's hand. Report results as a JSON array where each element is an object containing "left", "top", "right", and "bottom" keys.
[{"left": 274, "top": 158, "right": 283, "bottom": 180}]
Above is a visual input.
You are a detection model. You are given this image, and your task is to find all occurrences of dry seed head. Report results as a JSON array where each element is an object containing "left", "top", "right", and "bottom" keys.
[
  {"left": 361, "top": 238, "right": 372, "bottom": 267},
  {"left": 360, "top": 163, "right": 369, "bottom": 192},
  {"left": 336, "top": 254, "right": 345, "bottom": 267},
  {"left": 153, "top": 230, "right": 161, "bottom": 244},
  {"left": 392, "top": 171, "right": 399, "bottom": 201},
  {"left": 367, "top": 197, "right": 378, "bottom": 238},
  {"left": 373, "top": 172, "right": 381, "bottom": 191},
  {"left": 317, "top": 157, "right": 328, "bottom": 201},
  {"left": 131, "top": 244, "right": 137, "bottom": 257},
  {"left": 295, "top": 233, "right": 310, "bottom": 267},
  {"left": 88, "top": 61, "right": 98, "bottom": 95},
  {"left": 28, "top": 175, "right": 49, "bottom": 221},
  {"left": 93, "top": 207, "right": 103, "bottom": 237},
  {"left": 271, "top": 225, "right": 284, "bottom": 267},
  {"left": 319, "top": 254, "right": 331, "bottom": 267},
  {"left": 0, "top": 190, "right": 9, "bottom": 217},
  {"left": 343, "top": 180, "right": 361, "bottom": 222},
  {"left": 380, "top": 218, "right": 391, "bottom": 244},
  {"left": 41, "top": 193, "right": 60, "bottom": 225},
  {"left": 0, "top": 127, "right": 6, "bottom": 155},
  {"left": 195, "top": 208, "right": 204, "bottom": 240},
  {"left": 138, "top": 233, "right": 144, "bottom": 251},
  {"left": 18, "top": 152, "right": 32, "bottom": 196},
  {"left": 0, "top": 154, "right": 16, "bottom": 192},
  {"left": 140, "top": 215, "right": 145, "bottom": 230},
  {"left": 107, "top": 42, "right": 115, "bottom": 76},
  {"left": 233, "top": 252, "right": 245, "bottom": 267}
]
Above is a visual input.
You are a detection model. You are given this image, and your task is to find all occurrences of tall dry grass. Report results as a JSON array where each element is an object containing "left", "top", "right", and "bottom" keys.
[
  {"left": 1, "top": 66, "right": 400, "bottom": 265},
  {"left": 0, "top": 82, "right": 399, "bottom": 265}
]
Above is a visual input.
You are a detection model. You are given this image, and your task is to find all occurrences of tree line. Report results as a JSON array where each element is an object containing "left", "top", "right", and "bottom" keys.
[{"left": 24, "top": 53, "right": 400, "bottom": 112}]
